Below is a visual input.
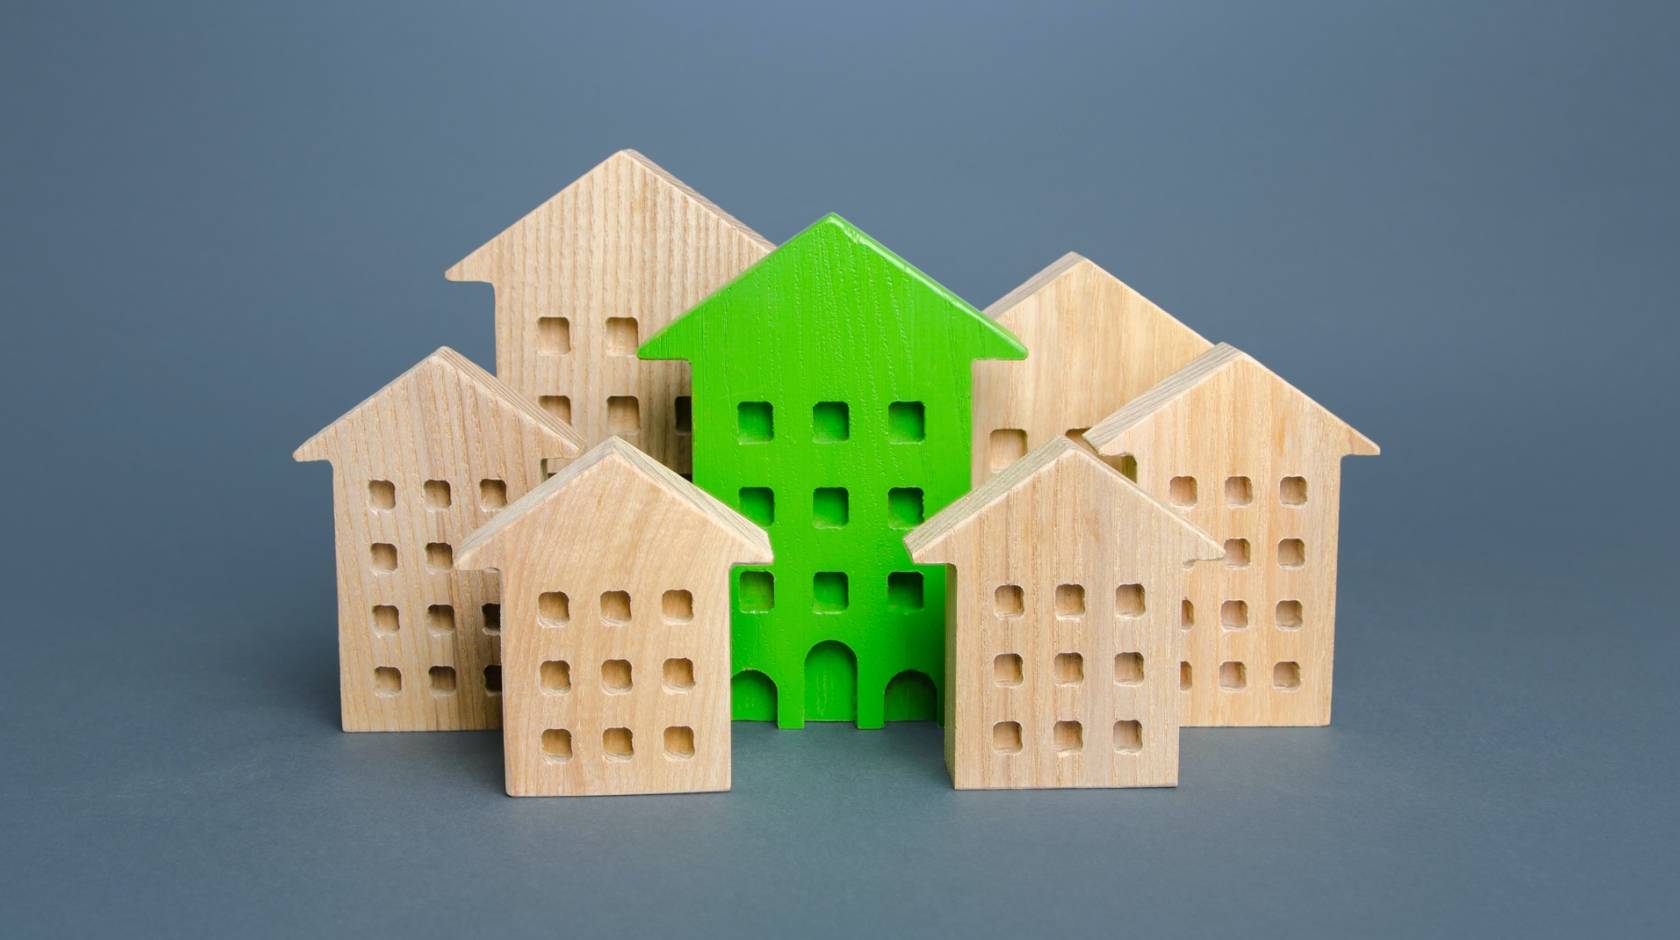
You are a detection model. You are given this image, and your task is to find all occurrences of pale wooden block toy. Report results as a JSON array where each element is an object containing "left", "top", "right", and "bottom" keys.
[
  {"left": 907, "top": 437, "right": 1221, "bottom": 789},
  {"left": 294, "top": 347, "right": 585, "bottom": 732},
  {"left": 446, "top": 149, "right": 774, "bottom": 476},
  {"left": 456, "top": 438, "right": 773, "bottom": 797},
  {"left": 1084, "top": 343, "right": 1379, "bottom": 727},
  {"left": 971, "top": 253, "right": 1211, "bottom": 484}
]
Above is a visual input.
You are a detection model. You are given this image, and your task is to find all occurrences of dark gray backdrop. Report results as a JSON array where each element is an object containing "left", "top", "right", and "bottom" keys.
[{"left": 3, "top": 1, "right": 1674, "bottom": 936}]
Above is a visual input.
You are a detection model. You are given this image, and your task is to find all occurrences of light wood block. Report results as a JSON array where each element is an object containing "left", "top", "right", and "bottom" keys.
[
  {"left": 971, "top": 253, "right": 1211, "bottom": 484},
  {"left": 1084, "top": 343, "right": 1379, "bottom": 726},
  {"left": 446, "top": 149, "right": 773, "bottom": 475},
  {"left": 294, "top": 348, "right": 585, "bottom": 732},
  {"left": 907, "top": 437, "right": 1221, "bottom": 789},
  {"left": 456, "top": 438, "right": 773, "bottom": 796}
]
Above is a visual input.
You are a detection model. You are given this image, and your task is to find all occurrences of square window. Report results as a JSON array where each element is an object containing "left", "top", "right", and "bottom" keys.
[
  {"left": 674, "top": 396, "right": 692, "bottom": 433},
  {"left": 1278, "top": 538, "right": 1306, "bottom": 568},
  {"left": 888, "top": 401, "right": 926, "bottom": 442},
  {"left": 602, "top": 659, "right": 632, "bottom": 692},
  {"left": 813, "top": 487, "right": 849, "bottom": 527},
  {"left": 1179, "top": 662, "right": 1193, "bottom": 691},
  {"left": 605, "top": 316, "right": 638, "bottom": 355},
  {"left": 603, "top": 727, "right": 634, "bottom": 760},
  {"left": 425, "top": 543, "right": 453, "bottom": 571},
  {"left": 662, "top": 589, "right": 693, "bottom": 622},
  {"left": 1114, "top": 652, "right": 1144, "bottom": 685},
  {"left": 426, "top": 604, "right": 455, "bottom": 634},
  {"left": 1104, "top": 453, "right": 1139, "bottom": 482},
  {"left": 1113, "top": 720, "right": 1143, "bottom": 754},
  {"left": 1276, "top": 600, "right": 1303, "bottom": 629},
  {"left": 1180, "top": 599, "right": 1194, "bottom": 629},
  {"left": 1223, "top": 538, "right": 1251, "bottom": 568},
  {"left": 663, "top": 658, "right": 695, "bottom": 691},
  {"left": 992, "top": 721, "right": 1023, "bottom": 753},
  {"left": 1055, "top": 584, "right": 1085, "bottom": 618},
  {"left": 480, "top": 479, "right": 508, "bottom": 509},
  {"left": 1280, "top": 476, "right": 1308, "bottom": 506},
  {"left": 428, "top": 665, "right": 457, "bottom": 694},
  {"left": 1053, "top": 720, "right": 1083, "bottom": 753},
  {"left": 1220, "top": 661, "right": 1248, "bottom": 690},
  {"left": 540, "top": 660, "right": 571, "bottom": 692},
  {"left": 367, "top": 480, "right": 395, "bottom": 510},
  {"left": 1224, "top": 476, "right": 1252, "bottom": 506},
  {"left": 423, "top": 479, "right": 451, "bottom": 509},
  {"left": 739, "top": 570, "right": 775, "bottom": 612},
  {"left": 600, "top": 590, "right": 631, "bottom": 624},
  {"left": 887, "top": 487, "right": 924, "bottom": 529},
  {"left": 607, "top": 396, "right": 639, "bottom": 433},
  {"left": 664, "top": 726, "right": 695, "bottom": 759},
  {"left": 1169, "top": 476, "right": 1198, "bottom": 507},
  {"left": 370, "top": 543, "right": 397, "bottom": 572},
  {"left": 541, "top": 728, "right": 573, "bottom": 762},
  {"left": 1054, "top": 652, "right": 1084, "bottom": 685},
  {"left": 813, "top": 572, "right": 849, "bottom": 612},
  {"left": 1115, "top": 583, "right": 1145, "bottom": 617},
  {"left": 539, "top": 591, "right": 570, "bottom": 626},
  {"left": 988, "top": 428, "right": 1027, "bottom": 471},
  {"left": 539, "top": 395, "right": 572, "bottom": 424},
  {"left": 1273, "top": 661, "right": 1302, "bottom": 690},
  {"left": 1221, "top": 600, "right": 1249, "bottom": 628},
  {"left": 737, "top": 401, "right": 773, "bottom": 442},
  {"left": 739, "top": 487, "right": 775, "bottom": 526},
  {"left": 994, "top": 584, "right": 1024, "bottom": 618},
  {"left": 373, "top": 666, "right": 402, "bottom": 695},
  {"left": 887, "top": 571, "right": 924, "bottom": 611},
  {"left": 537, "top": 317, "right": 571, "bottom": 355},
  {"left": 481, "top": 603, "right": 501, "bottom": 634},
  {"left": 994, "top": 653, "right": 1023, "bottom": 686},
  {"left": 371, "top": 605, "right": 399, "bottom": 635},
  {"left": 483, "top": 665, "right": 501, "bottom": 694},
  {"left": 813, "top": 401, "right": 849, "bottom": 442}
]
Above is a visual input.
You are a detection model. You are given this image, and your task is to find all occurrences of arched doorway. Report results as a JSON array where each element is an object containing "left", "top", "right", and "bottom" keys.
[
  {"left": 804, "top": 641, "right": 857, "bottom": 722},
  {"left": 731, "top": 670, "right": 778, "bottom": 721},
  {"left": 883, "top": 669, "right": 938, "bottom": 722}
]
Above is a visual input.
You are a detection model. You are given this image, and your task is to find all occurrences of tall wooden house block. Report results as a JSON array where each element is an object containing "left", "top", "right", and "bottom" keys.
[
  {"left": 446, "top": 149, "right": 773, "bottom": 475},
  {"left": 294, "top": 348, "right": 584, "bottom": 732},
  {"left": 971, "top": 253, "right": 1211, "bottom": 484},
  {"left": 907, "top": 438, "right": 1221, "bottom": 789},
  {"left": 1084, "top": 344, "right": 1379, "bottom": 726},
  {"left": 641, "top": 214, "right": 1026, "bottom": 728},
  {"left": 456, "top": 439, "right": 772, "bottom": 796}
]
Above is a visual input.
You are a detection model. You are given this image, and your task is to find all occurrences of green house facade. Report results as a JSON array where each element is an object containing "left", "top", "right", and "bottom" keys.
[{"left": 640, "top": 214, "right": 1024, "bottom": 728}]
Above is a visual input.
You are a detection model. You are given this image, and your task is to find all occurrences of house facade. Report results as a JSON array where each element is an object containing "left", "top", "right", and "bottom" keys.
[
  {"left": 907, "top": 438, "right": 1221, "bottom": 789},
  {"left": 293, "top": 348, "right": 584, "bottom": 732},
  {"left": 1084, "top": 344, "right": 1379, "bottom": 726},
  {"left": 640, "top": 214, "right": 1026, "bottom": 728},
  {"left": 446, "top": 149, "right": 773, "bottom": 475},
  {"left": 455, "top": 439, "right": 771, "bottom": 796},
  {"left": 970, "top": 253, "right": 1211, "bottom": 484}
]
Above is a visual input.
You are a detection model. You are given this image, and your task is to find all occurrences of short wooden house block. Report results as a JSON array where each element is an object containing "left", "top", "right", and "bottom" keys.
[
  {"left": 907, "top": 437, "right": 1221, "bottom": 789},
  {"left": 446, "top": 149, "right": 774, "bottom": 475},
  {"left": 294, "top": 348, "right": 584, "bottom": 732},
  {"left": 1084, "top": 343, "right": 1379, "bottom": 726},
  {"left": 971, "top": 253, "right": 1211, "bottom": 484},
  {"left": 456, "top": 438, "right": 772, "bottom": 796}
]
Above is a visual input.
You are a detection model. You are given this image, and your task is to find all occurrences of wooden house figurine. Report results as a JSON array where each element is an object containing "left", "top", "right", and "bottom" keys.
[
  {"left": 971, "top": 253, "right": 1211, "bottom": 484},
  {"left": 445, "top": 149, "right": 773, "bottom": 475},
  {"left": 293, "top": 348, "right": 584, "bottom": 732},
  {"left": 1084, "top": 343, "right": 1379, "bottom": 726},
  {"left": 640, "top": 214, "right": 1026, "bottom": 728},
  {"left": 906, "top": 437, "right": 1221, "bottom": 789},
  {"left": 455, "top": 438, "right": 772, "bottom": 796}
]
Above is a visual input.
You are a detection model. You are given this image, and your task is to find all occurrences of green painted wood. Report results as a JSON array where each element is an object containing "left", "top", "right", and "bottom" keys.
[{"left": 641, "top": 214, "right": 1025, "bottom": 728}]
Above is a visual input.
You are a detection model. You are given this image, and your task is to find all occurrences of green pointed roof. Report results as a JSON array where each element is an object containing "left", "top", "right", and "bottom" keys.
[{"left": 639, "top": 213, "right": 1024, "bottom": 364}]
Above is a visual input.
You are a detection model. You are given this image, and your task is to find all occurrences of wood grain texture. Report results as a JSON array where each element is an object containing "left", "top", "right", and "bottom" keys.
[
  {"left": 1084, "top": 344, "right": 1378, "bottom": 726},
  {"left": 457, "top": 438, "right": 772, "bottom": 796},
  {"left": 971, "top": 253, "right": 1211, "bottom": 484},
  {"left": 908, "top": 437, "right": 1220, "bottom": 789},
  {"left": 294, "top": 348, "right": 585, "bottom": 732},
  {"left": 446, "top": 149, "right": 774, "bottom": 475}
]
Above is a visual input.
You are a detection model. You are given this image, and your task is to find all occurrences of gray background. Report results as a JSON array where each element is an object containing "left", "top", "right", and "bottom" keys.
[{"left": 2, "top": 1, "right": 1674, "bottom": 936}]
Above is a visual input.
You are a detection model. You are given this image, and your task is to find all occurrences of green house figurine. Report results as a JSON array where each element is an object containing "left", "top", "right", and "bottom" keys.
[{"left": 640, "top": 214, "right": 1025, "bottom": 728}]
